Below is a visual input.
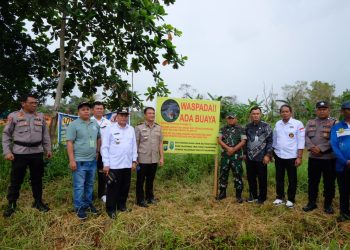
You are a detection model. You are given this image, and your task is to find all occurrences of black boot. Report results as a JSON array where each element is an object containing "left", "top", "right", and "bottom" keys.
[
  {"left": 32, "top": 200, "right": 50, "bottom": 212},
  {"left": 324, "top": 201, "right": 334, "bottom": 214},
  {"left": 216, "top": 188, "right": 226, "bottom": 200},
  {"left": 236, "top": 190, "right": 243, "bottom": 203},
  {"left": 3, "top": 201, "right": 16, "bottom": 218},
  {"left": 302, "top": 202, "right": 317, "bottom": 212}
]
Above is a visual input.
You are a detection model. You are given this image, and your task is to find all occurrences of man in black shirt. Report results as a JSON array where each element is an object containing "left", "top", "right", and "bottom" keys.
[{"left": 244, "top": 106, "right": 273, "bottom": 204}]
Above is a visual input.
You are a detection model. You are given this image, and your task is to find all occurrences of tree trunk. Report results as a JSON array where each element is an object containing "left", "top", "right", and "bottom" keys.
[{"left": 53, "top": 11, "right": 67, "bottom": 112}]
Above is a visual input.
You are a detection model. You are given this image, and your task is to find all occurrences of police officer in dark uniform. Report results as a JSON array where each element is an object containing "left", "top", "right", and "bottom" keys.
[
  {"left": 303, "top": 101, "right": 336, "bottom": 214},
  {"left": 2, "top": 93, "right": 52, "bottom": 217}
]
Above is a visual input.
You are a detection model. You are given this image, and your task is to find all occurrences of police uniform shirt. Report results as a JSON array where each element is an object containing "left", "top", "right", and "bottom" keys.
[
  {"left": 305, "top": 118, "right": 336, "bottom": 159},
  {"left": 101, "top": 123, "right": 137, "bottom": 169},
  {"left": 135, "top": 122, "right": 163, "bottom": 164},
  {"left": 91, "top": 116, "right": 111, "bottom": 138},
  {"left": 272, "top": 118, "right": 305, "bottom": 159},
  {"left": 2, "top": 109, "right": 51, "bottom": 155}
]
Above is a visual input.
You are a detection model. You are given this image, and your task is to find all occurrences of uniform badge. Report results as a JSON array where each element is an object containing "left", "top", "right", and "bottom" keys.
[
  {"left": 289, "top": 133, "right": 294, "bottom": 138},
  {"left": 338, "top": 128, "right": 345, "bottom": 134},
  {"left": 115, "top": 138, "right": 120, "bottom": 144}
]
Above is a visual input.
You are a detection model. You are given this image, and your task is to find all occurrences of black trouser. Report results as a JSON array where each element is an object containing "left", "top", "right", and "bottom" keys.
[
  {"left": 106, "top": 168, "right": 131, "bottom": 212},
  {"left": 307, "top": 158, "right": 336, "bottom": 206},
  {"left": 7, "top": 153, "right": 44, "bottom": 203},
  {"left": 136, "top": 163, "right": 158, "bottom": 203},
  {"left": 97, "top": 153, "right": 106, "bottom": 199},
  {"left": 246, "top": 160, "right": 267, "bottom": 201},
  {"left": 274, "top": 154, "right": 297, "bottom": 203},
  {"left": 337, "top": 168, "right": 350, "bottom": 214}
]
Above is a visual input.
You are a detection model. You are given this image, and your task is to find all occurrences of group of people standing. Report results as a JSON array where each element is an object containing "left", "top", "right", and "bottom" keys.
[
  {"left": 2, "top": 95, "right": 164, "bottom": 220},
  {"left": 66, "top": 102, "right": 164, "bottom": 219},
  {"left": 2, "top": 93, "right": 350, "bottom": 223},
  {"left": 216, "top": 100, "right": 350, "bottom": 222}
]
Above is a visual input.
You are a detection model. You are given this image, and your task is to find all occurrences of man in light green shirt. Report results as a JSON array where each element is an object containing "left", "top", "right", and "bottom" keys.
[{"left": 66, "top": 102, "right": 101, "bottom": 220}]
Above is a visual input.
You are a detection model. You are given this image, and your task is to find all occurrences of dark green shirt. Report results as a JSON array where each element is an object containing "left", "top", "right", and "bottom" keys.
[{"left": 219, "top": 125, "right": 247, "bottom": 155}]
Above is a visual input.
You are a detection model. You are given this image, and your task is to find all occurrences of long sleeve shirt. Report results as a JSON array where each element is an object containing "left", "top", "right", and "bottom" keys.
[
  {"left": 330, "top": 120, "right": 350, "bottom": 172},
  {"left": 245, "top": 121, "right": 273, "bottom": 161},
  {"left": 273, "top": 118, "right": 305, "bottom": 159},
  {"left": 101, "top": 123, "right": 137, "bottom": 169}
]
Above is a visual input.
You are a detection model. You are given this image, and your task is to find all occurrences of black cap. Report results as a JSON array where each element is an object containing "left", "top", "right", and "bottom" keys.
[
  {"left": 117, "top": 107, "right": 129, "bottom": 114},
  {"left": 341, "top": 101, "right": 350, "bottom": 109},
  {"left": 316, "top": 101, "right": 329, "bottom": 109},
  {"left": 77, "top": 102, "right": 91, "bottom": 110}
]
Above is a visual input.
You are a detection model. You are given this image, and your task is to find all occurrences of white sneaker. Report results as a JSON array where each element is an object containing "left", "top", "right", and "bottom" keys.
[
  {"left": 285, "top": 200, "right": 294, "bottom": 208},
  {"left": 272, "top": 199, "right": 284, "bottom": 206},
  {"left": 101, "top": 195, "right": 106, "bottom": 203}
]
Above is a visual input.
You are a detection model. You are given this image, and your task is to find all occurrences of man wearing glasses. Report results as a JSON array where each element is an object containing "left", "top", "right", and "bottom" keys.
[{"left": 2, "top": 93, "right": 52, "bottom": 217}]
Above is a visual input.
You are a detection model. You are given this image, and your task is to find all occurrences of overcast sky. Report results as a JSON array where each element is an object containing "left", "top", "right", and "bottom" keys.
[{"left": 127, "top": 0, "right": 350, "bottom": 105}]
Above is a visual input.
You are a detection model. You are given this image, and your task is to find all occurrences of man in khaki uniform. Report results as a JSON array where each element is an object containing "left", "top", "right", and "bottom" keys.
[
  {"left": 135, "top": 107, "right": 164, "bottom": 207},
  {"left": 2, "top": 93, "right": 52, "bottom": 217},
  {"left": 303, "top": 101, "right": 336, "bottom": 214}
]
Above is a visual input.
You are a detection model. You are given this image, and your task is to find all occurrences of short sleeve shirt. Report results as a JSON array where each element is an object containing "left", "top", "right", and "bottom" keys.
[{"left": 66, "top": 118, "right": 100, "bottom": 161}]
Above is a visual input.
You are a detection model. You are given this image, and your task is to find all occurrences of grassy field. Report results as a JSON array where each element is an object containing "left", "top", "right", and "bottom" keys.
[{"left": 1, "top": 149, "right": 350, "bottom": 249}]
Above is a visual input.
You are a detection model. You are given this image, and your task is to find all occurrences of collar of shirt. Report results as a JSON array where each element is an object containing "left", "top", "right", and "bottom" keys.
[
  {"left": 144, "top": 121, "right": 156, "bottom": 128},
  {"left": 77, "top": 117, "right": 94, "bottom": 125},
  {"left": 116, "top": 123, "right": 129, "bottom": 129}
]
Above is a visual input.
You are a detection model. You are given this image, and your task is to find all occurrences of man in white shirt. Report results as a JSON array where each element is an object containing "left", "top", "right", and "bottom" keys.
[
  {"left": 272, "top": 104, "right": 305, "bottom": 208},
  {"left": 91, "top": 101, "right": 111, "bottom": 203},
  {"left": 101, "top": 107, "right": 137, "bottom": 218}
]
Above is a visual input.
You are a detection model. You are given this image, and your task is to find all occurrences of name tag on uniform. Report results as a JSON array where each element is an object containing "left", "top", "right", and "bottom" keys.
[{"left": 89, "top": 139, "right": 95, "bottom": 148}]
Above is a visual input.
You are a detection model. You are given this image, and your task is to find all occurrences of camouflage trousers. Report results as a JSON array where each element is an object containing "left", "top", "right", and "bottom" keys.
[{"left": 219, "top": 154, "right": 244, "bottom": 191}]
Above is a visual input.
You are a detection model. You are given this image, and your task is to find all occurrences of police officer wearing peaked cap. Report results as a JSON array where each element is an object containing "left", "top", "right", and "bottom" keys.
[
  {"left": 303, "top": 101, "right": 337, "bottom": 214},
  {"left": 2, "top": 93, "right": 52, "bottom": 218}
]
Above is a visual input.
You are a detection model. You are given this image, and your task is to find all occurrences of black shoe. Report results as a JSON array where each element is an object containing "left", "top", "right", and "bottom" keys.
[
  {"left": 76, "top": 208, "right": 87, "bottom": 220},
  {"left": 146, "top": 199, "right": 157, "bottom": 205},
  {"left": 87, "top": 205, "right": 99, "bottom": 215},
  {"left": 236, "top": 197, "right": 243, "bottom": 203},
  {"left": 107, "top": 211, "right": 117, "bottom": 219},
  {"left": 302, "top": 203, "right": 317, "bottom": 212},
  {"left": 336, "top": 213, "right": 350, "bottom": 222},
  {"left": 324, "top": 205, "right": 334, "bottom": 214},
  {"left": 33, "top": 200, "right": 50, "bottom": 212},
  {"left": 3, "top": 202, "right": 16, "bottom": 218},
  {"left": 118, "top": 207, "right": 132, "bottom": 212},
  {"left": 137, "top": 201, "right": 149, "bottom": 208},
  {"left": 216, "top": 189, "right": 226, "bottom": 200},
  {"left": 257, "top": 200, "right": 265, "bottom": 204},
  {"left": 247, "top": 197, "right": 258, "bottom": 203}
]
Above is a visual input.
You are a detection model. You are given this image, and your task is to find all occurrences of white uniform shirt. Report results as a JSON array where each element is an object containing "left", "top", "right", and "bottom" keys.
[
  {"left": 273, "top": 118, "right": 305, "bottom": 159},
  {"left": 91, "top": 116, "right": 111, "bottom": 138},
  {"left": 101, "top": 123, "right": 137, "bottom": 169}
]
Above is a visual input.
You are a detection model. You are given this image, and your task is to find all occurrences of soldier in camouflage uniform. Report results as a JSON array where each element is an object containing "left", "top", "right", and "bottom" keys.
[{"left": 217, "top": 112, "right": 247, "bottom": 202}]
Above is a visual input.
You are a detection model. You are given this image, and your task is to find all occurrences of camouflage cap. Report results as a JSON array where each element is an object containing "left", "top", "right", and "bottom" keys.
[{"left": 226, "top": 112, "right": 237, "bottom": 118}]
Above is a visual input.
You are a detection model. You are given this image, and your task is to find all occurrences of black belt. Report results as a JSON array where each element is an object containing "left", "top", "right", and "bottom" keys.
[{"left": 14, "top": 141, "right": 42, "bottom": 147}]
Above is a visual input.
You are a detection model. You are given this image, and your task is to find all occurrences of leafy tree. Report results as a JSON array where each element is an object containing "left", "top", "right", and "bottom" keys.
[
  {"left": 5, "top": 0, "right": 186, "bottom": 112},
  {"left": 307, "top": 81, "right": 336, "bottom": 106},
  {"left": 0, "top": 1, "right": 53, "bottom": 113}
]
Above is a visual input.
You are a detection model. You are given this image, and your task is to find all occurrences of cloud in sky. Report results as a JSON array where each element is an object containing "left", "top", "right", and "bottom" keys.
[{"left": 130, "top": 0, "right": 350, "bottom": 104}]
